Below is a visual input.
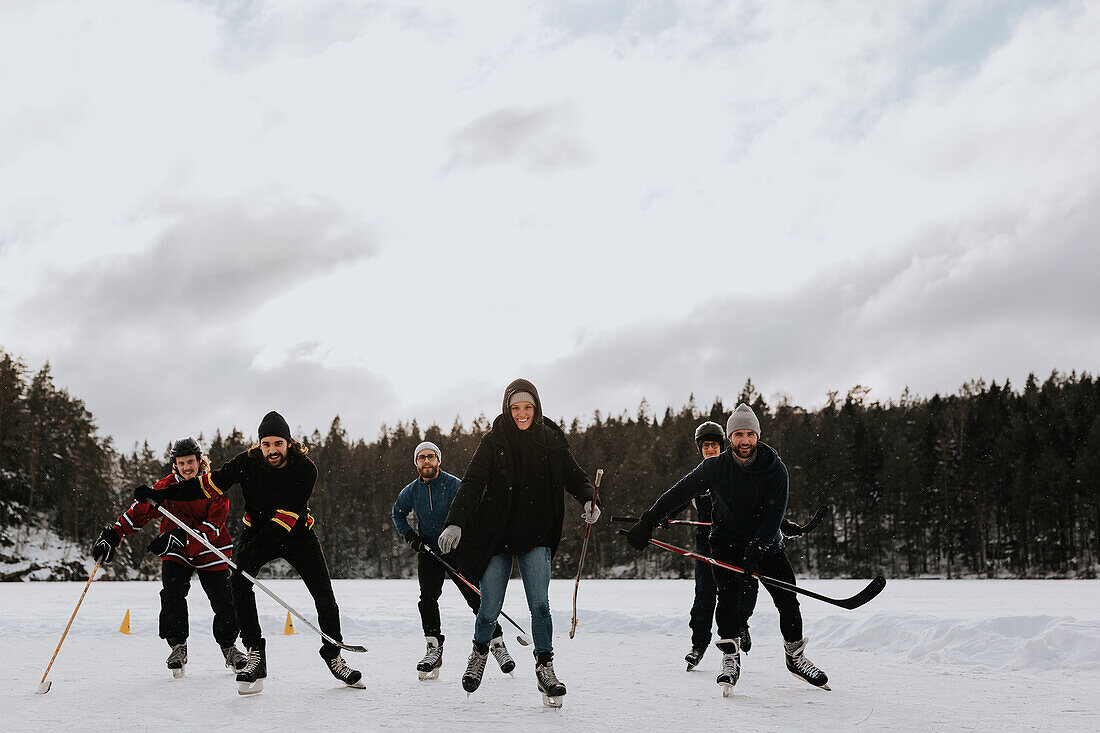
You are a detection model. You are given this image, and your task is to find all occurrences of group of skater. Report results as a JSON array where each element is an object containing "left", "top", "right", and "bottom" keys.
[{"left": 91, "top": 377, "right": 829, "bottom": 703}]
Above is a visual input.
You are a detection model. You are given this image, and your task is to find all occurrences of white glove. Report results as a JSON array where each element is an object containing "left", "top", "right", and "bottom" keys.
[
  {"left": 583, "top": 501, "right": 601, "bottom": 525},
  {"left": 438, "top": 525, "right": 462, "bottom": 553}
]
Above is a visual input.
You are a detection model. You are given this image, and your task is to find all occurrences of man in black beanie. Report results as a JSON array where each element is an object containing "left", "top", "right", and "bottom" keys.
[{"left": 135, "top": 410, "right": 362, "bottom": 695}]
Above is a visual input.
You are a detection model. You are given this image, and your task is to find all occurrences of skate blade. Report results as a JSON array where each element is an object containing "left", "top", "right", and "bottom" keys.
[
  {"left": 721, "top": 683, "right": 734, "bottom": 697},
  {"left": 345, "top": 680, "right": 366, "bottom": 689},
  {"left": 686, "top": 663, "right": 696, "bottom": 672},
  {"left": 171, "top": 667, "right": 185, "bottom": 679},
  {"left": 237, "top": 679, "right": 264, "bottom": 695},
  {"left": 417, "top": 669, "right": 440, "bottom": 680},
  {"left": 36, "top": 680, "right": 52, "bottom": 695},
  {"left": 541, "top": 693, "right": 563, "bottom": 708}
]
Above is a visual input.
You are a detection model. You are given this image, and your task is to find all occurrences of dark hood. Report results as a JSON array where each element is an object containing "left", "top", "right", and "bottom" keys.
[{"left": 501, "top": 378, "right": 544, "bottom": 436}]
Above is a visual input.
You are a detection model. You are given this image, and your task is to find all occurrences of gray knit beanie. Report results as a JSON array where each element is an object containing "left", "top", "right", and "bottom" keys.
[
  {"left": 413, "top": 441, "right": 441, "bottom": 465},
  {"left": 726, "top": 403, "right": 761, "bottom": 437},
  {"left": 509, "top": 391, "right": 536, "bottom": 408}
]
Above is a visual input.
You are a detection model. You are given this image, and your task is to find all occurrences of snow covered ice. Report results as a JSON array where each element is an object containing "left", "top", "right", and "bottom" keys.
[{"left": 7, "top": 578, "right": 1100, "bottom": 731}]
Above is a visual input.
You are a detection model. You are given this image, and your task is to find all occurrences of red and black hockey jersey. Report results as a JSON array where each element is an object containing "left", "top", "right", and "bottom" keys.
[{"left": 111, "top": 472, "right": 233, "bottom": 571}]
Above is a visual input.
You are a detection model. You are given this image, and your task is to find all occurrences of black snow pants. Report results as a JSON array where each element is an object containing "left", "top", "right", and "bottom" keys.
[
  {"left": 159, "top": 561, "right": 239, "bottom": 647},
  {"left": 711, "top": 541, "right": 803, "bottom": 648},
  {"left": 689, "top": 534, "right": 759, "bottom": 649},
  {"left": 416, "top": 551, "right": 501, "bottom": 641},
  {"left": 231, "top": 528, "right": 344, "bottom": 660}
]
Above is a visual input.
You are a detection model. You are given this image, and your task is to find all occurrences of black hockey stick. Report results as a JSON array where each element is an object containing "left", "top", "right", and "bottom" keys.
[
  {"left": 611, "top": 515, "right": 709, "bottom": 527},
  {"left": 618, "top": 530, "right": 886, "bottom": 610},
  {"left": 423, "top": 546, "right": 532, "bottom": 646},
  {"left": 152, "top": 501, "right": 367, "bottom": 653},
  {"left": 793, "top": 505, "right": 831, "bottom": 536}
]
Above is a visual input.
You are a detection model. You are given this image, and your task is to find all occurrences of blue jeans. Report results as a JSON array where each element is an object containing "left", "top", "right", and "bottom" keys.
[{"left": 474, "top": 546, "right": 553, "bottom": 656}]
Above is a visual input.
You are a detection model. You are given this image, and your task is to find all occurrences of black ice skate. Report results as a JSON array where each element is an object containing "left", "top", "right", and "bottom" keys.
[
  {"left": 462, "top": 642, "right": 489, "bottom": 695},
  {"left": 685, "top": 646, "right": 706, "bottom": 671},
  {"left": 739, "top": 625, "right": 752, "bottom": 653},
  {"left": 784, "top": 637, "right": 830, "bottom": 691},
  {"left": 715, "top": 639, "right": 741, "bottom": 697},
  {"left": 236, "top": 640, "right": 267, "bottom": 695},
  {"left": 417, "top": 636, "right": 443, "bottom": 680},
  {"left": 166, "top": 641, "right": 187, "bottom": 679},
  {"left": 490, "top": 635, "right": 515, "bottom": 676},
  {"left": 221, "top": 644, "right": 248, "bottom": 671},
  {"left": 324, "top": 650, "right": 364, "bottom": 689},
  {"left": 535, "top": 654, "right": 566, "bottom": 708}
]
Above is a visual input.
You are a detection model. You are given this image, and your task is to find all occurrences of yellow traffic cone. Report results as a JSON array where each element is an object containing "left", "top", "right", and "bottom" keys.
[
  {"left": 283, "top": 611, "right": 297, "bottom": 635},
  {"left": 118, "top": 609, "right": 134, "bottom": 634}
]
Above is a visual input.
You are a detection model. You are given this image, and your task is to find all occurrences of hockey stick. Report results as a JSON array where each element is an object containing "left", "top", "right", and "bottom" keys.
[
  {"left": 36, "top": 560, "right": 102, "bottom": 694},
  {"left": 611, "top": 515, "right": 708, "bottom": 527},
  {"left": 422, "top": 546, "right": 532, "bottom": 646},
  {"left": 152, "top": 501, "right": 367, "bottom": 653},
  {"left": 617, "top": 530, "right": 886, "bottom": 610},
  {"left": 796, "top": 505, "right": 831, "bottom": 535},
  {"left": 569, "top": 468, "right": 603, "bottom": 639}
]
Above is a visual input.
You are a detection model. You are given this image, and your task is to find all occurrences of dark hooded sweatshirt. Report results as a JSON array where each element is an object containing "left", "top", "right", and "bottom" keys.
[{"left": 445, "top": 378, "right": 597, "bottom": 582}]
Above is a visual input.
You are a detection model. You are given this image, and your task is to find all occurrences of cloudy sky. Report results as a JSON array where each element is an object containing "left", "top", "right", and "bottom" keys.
[{"left": 2, "top": 0, "right": 1098, "bottom": 450}]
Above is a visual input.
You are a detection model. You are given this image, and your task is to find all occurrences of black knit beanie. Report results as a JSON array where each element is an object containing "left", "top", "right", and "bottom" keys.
[{"left": 258, "top": 411, "right": 292, "bottom": 441}]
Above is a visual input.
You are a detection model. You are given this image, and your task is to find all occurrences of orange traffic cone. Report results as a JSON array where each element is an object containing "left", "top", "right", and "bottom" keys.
[
  {"left": 283, "top": 611, "right": 297, "bottom": 635},
  {"left": 118, "top": 609, "right": 134, "bottom": 634}
]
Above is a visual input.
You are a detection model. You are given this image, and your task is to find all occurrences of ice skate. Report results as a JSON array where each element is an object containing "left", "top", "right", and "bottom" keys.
[
  {"left": 739, "top": 625, "right": 752, "bottom": 653},
  {"left": 490, "top": 635, "right": 515, "bottom": 676},
  {"left": 236, "top": 640, "right": 267, "bottom": 695},
  {"left": 784, "top": 637, "right": 830, "bottom": 691},
  {"left": 715, "top": 640, "right": 740, "bottom": 697},
  {"left": 535, "top": 655, "right": 566, "bottom": 708},
  {"left": 324, "top": 651, "right": 364, "bottom": 689},
  {"left": 685, "top": 646, "right": 706, "bottom": 671},
  {"left": 221, "top": 644, "right": 247, "bottom": 671},
  {"left": 417, "top": 636, "right": 443, "bottom": 681},
  {"left": 166, "top": 642, "right": 187, "bottom": 679},
  {"left": 462, "top": 642, "right": 489, "bottom": 696}
]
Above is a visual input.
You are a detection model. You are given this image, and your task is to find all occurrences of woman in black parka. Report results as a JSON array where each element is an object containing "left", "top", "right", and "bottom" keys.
[{"left": 437, "top": 378, "right": 599, "bottom": 706}]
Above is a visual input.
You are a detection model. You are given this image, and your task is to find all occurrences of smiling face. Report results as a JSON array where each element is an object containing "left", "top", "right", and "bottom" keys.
[
  {"left": 729, "top": 429, "right": 758, "bottom": 460},
  {"left": 173, "top": 454, "right": 201, "bottom": 480},
  {"left": 416, "top": 448, "right": 440, "bottom": 479},
  {"left": 510, "top": 401, "right": 535, "bottom": 430},
  {"left": 261, "top": 437, "right": 288, "bottom": 468}
]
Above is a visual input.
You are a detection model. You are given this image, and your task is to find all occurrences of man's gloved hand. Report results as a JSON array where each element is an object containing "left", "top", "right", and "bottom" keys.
[
  {"left": 741, "top": 540, "right": 765, "bottom": 576},
  {"left": 133, "top": 484, "right": 158, "bottom": 503},
  {"left": 404, "top": 531, "right": 428, "bottom": 554},
  {"left": 582, "top": 501, "right": 601, "bottom": 525},
  {"left": 625, "top": 511, "right": 659, "bottom": 551},
  {"left": 147, "top": 528, "right": 186, "bottom": 557},
  {"left": 91, "top": 526, "right": 121, "bottom": 564},
  {"left": 437, "top": 525, "right": 462, "bottom": 554}
]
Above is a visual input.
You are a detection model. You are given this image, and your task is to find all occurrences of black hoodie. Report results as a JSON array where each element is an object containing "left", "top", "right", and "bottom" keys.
[{"left": 445, "top": 378, "right": 596, "bottom": 581}]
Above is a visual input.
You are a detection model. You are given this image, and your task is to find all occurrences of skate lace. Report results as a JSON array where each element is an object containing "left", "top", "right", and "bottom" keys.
[
  {"left": 242, "top": 649, "right": 262, "bottom": 674},
  {"left": 420, "top": 645, "right": 442, "bottom": 665},
  {"left": 721, "top": 653, "right": 740, "bottom": 675},
  {"left": 537, "top": 662, "right": 561, "bottom": 687},
  {"left": 791, "top": 653, "right": 821, "bottom": 677},
  {"left": 329, "top": 655, "right": 353, "bottom": 677},
  {"left": 490, "top": 640, "right": 513, "bottom": 666},
  {"left": 167, "top": 644, "right": 186, "bottom": 665},
  {"left": 465, "top": 650, "right": 487, "bottom": 678}
]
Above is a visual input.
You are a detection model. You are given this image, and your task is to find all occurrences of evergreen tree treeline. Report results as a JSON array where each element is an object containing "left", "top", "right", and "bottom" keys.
[{"left": 2, "top": 347, "right": 1097, "bottom": 579}]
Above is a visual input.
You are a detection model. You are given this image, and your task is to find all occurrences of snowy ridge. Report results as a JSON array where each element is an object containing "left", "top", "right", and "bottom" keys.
[{"left": 813, "top": 613, "right": 1100, "bottom": 673}]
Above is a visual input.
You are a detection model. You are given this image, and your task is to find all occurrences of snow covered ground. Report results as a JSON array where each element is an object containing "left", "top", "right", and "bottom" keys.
[{"left": 6, "top": 577, "right": 1100, "bottom": 731}]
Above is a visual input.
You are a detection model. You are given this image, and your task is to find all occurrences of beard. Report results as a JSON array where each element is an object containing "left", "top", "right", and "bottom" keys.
[{"left": 418, "top": 465, "right": 440, "bottom": 480}]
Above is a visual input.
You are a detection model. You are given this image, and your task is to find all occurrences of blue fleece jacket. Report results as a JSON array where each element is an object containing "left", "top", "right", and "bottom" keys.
[{"left": 391, "top": 470, "right": 463, "bottom": 549}]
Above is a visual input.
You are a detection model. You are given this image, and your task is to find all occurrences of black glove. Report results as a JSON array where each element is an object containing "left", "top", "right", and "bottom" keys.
[
  {"left": 404, "top": 531, "right": 427, "bottom": 554},
  {"left": 91, "top": 526, "right": 121, "bottom": 564},
  {"left": 781, "top": 517, "right": 804, "bottom": 537},
  {"left": 741, "top": 541, "right": 765, "bottom": 576},
  {"left": 133, "top": 484, "right": 158, "bottom": 503},
  {"left": 625, "top": 511, "right": 659, "bottom": 551},
  {"left": 147, "top": 528, "right": 186, "bottom": 557}
]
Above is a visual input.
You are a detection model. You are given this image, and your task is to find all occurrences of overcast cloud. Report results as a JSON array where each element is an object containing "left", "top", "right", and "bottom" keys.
[{"left": 1, "top": 0, "right": 1097, "bottom": 450}]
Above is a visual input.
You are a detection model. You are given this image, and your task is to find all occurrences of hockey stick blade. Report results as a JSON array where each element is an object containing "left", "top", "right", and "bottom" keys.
[
  {"left": 799, "top": 505, "right": 831, "bottom": 535},
  {"left": 619, "top": 530, "right": 888, "bottom": 610}
]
